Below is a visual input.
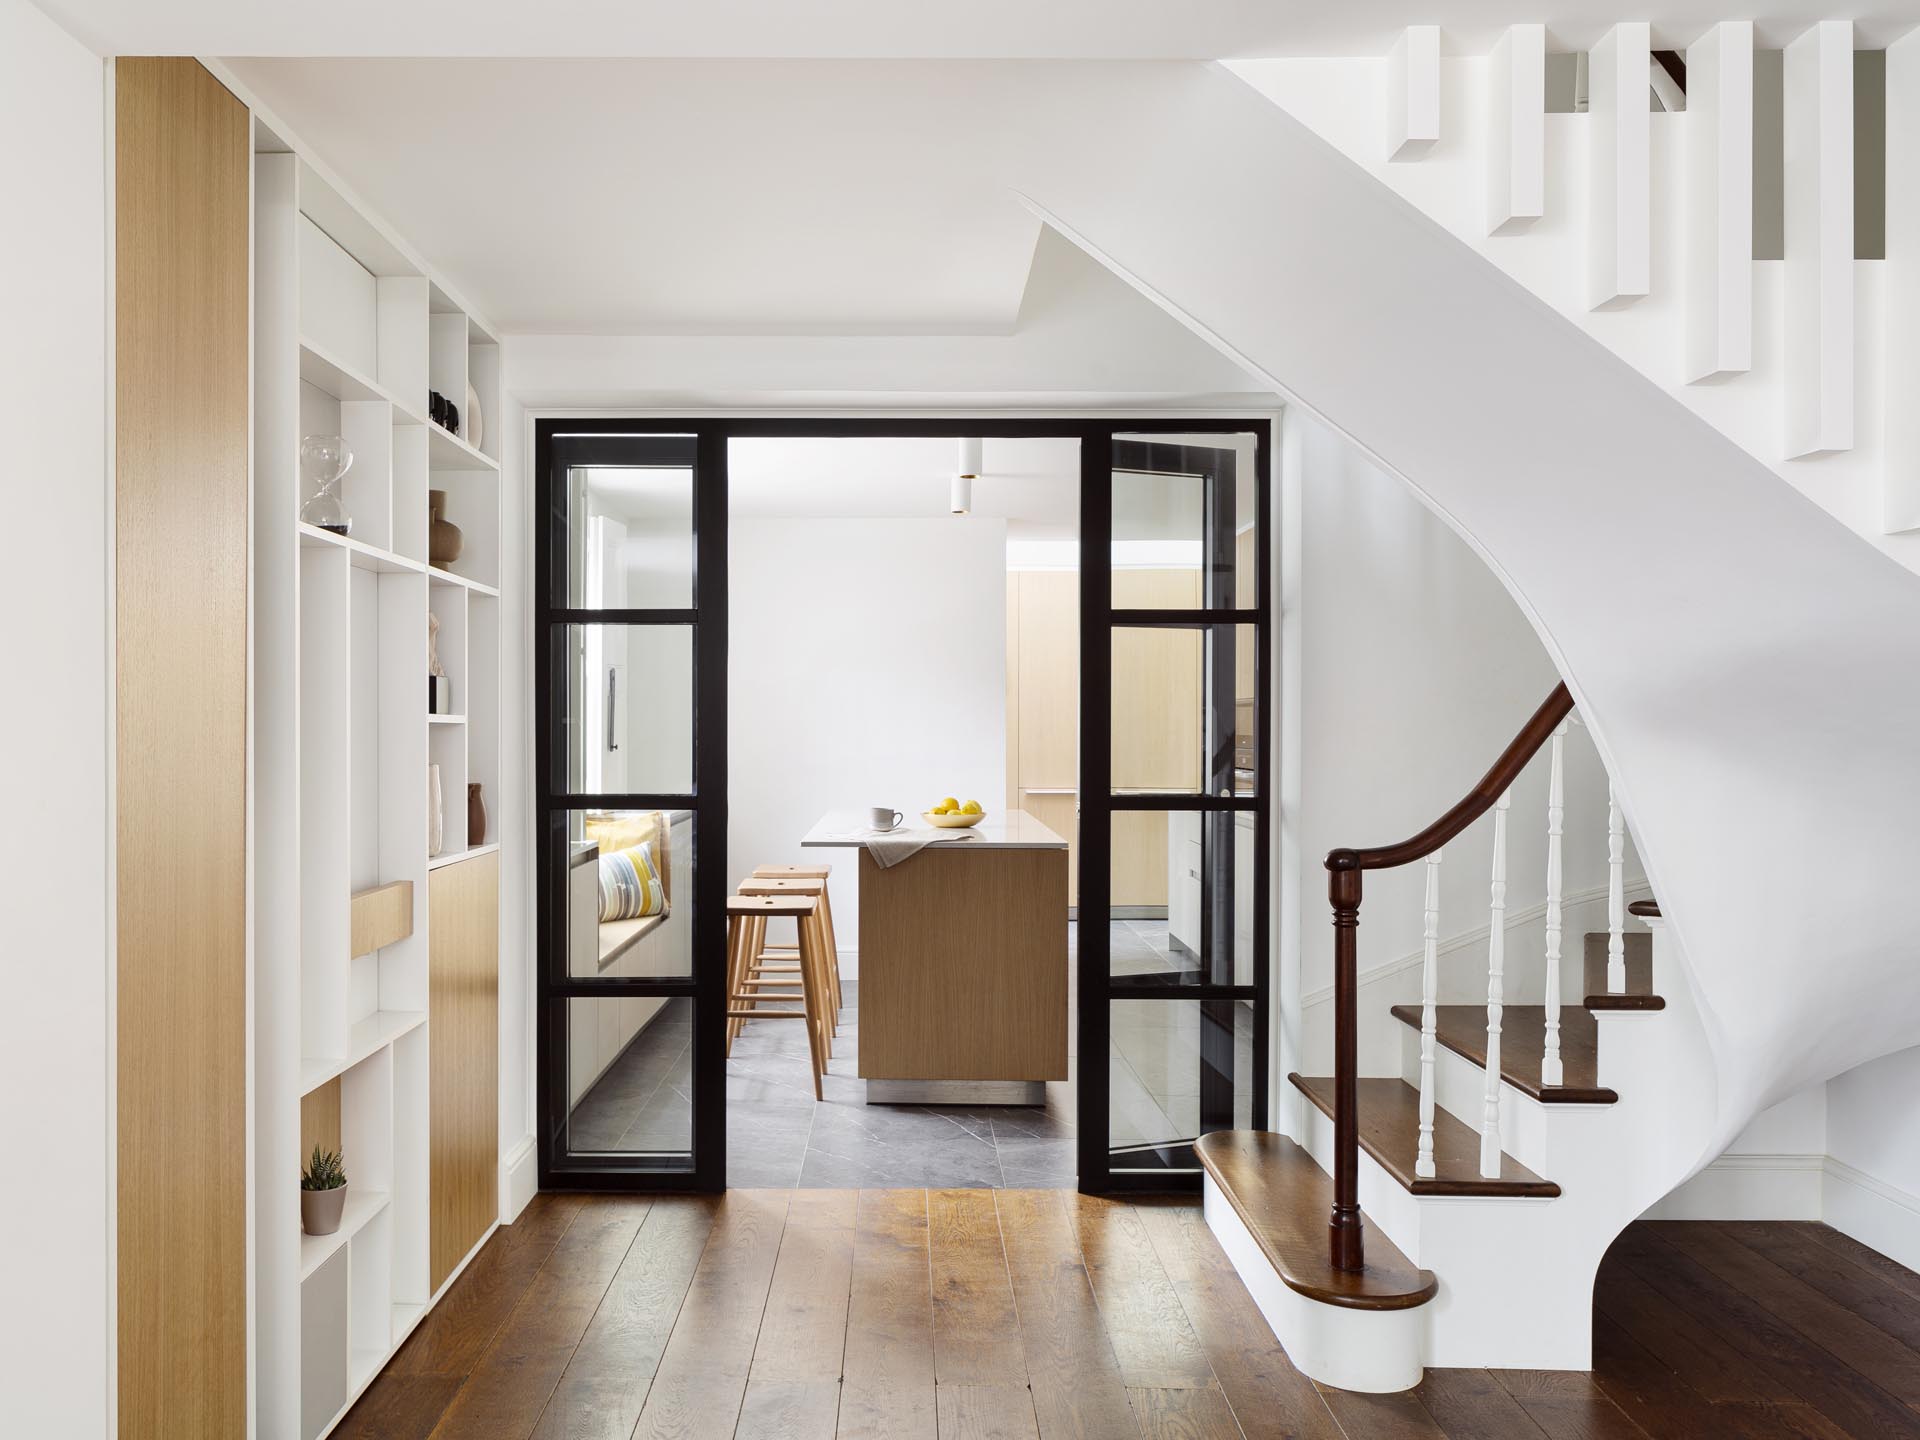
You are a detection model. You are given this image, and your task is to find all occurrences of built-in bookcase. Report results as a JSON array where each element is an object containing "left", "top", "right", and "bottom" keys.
[{"left": 254, "top": 119, "right": 502, "bottom": 1440}]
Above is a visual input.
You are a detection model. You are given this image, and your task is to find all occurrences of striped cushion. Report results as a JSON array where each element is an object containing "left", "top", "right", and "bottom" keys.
[{"left": 598, "top": 841, "right": 666, "bottom": 922}]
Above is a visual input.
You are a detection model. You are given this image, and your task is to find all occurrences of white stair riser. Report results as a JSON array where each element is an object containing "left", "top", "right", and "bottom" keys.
[{"left": 1397, "top": 1022, "right": 1563, "bottom": 1171}]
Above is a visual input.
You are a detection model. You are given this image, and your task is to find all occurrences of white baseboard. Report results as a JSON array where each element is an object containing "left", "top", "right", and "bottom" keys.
[
  {"left": 1641, "top": 1153, "right": 1824, "bottom": 1220},
  {"left": 1823, "top": 1158, "right": 1920, "bottom": 1274},
  {"left": 501, "top": 1133, "right": 537, "bottom": 1223}
]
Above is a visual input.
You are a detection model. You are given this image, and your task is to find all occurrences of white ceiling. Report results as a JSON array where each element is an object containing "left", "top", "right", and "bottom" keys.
[
  {"left": 41, "top": 1, "right": 1920, "bottom": 58},
  {"left": 228, "top": 59, "right": 1051, "bottom": 334}
]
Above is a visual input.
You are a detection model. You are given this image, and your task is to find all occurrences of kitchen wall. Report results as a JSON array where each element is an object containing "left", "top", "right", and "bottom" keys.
[
  {"left": 728, "top": 516, "right": 1009, "bottom": 942},
  {"left": 0, "top": 1, "right": 109, "bottom": 1429}
]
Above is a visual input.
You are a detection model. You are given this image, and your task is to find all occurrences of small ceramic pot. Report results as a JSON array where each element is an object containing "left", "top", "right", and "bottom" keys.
[
  {"left": 429, "top": 489, "right": 465, "bottom": 566},
  {"left": 302, "top": 1185, "right": 347, "bottom": 1237},
  {"left": 468, "top": 783, "right": 487, "bottom": 846}
]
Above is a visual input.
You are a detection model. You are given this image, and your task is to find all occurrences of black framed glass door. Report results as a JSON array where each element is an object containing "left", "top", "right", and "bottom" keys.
[
  {"left": 1077, "top": 429, "right": 1271, "bottom": 1191},
  {"left": 535, "top": 424, "right": 727, "bottom": 1189}
]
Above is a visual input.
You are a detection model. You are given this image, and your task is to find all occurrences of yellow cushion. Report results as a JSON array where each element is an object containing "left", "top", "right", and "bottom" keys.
[{"left": 583, "top": 811, "right": 660, "bottom": 856}]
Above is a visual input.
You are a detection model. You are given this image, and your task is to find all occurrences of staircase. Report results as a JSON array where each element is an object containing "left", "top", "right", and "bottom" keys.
[
  {"left": 995, "top": 52, "right": 1920, "bottom": 1389},
  {"left": 1199, "top": 686, "right": 1713, "bottom": 1385}
]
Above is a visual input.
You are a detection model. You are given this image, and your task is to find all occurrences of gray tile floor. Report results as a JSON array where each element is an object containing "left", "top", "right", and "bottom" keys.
[{"left": 565, "top": 920, "right": 1253, "bottom": 1186}]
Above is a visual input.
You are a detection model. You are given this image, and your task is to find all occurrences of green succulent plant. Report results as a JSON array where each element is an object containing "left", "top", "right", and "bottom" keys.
[{"left": 301, "top": 1145, "right": 347, "bottom": 1192}]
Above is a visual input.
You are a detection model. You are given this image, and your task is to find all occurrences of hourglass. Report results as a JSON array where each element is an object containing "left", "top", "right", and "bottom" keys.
[{"left": 299, "top": 433, "right": 354, "bottom": 536}]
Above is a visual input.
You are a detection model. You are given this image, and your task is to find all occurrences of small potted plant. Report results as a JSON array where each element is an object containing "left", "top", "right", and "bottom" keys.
[{"left": 301, "top": 1145, "right": 348, "bottom": 1236}]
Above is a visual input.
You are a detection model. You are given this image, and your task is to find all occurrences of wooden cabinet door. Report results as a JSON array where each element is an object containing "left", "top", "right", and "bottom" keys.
[
  {"left": 1014, "top": 570, "right": 1080, "bottom": 787},
  {"left": 429, "top": 851, "right": 498, "bottom": 1290}
]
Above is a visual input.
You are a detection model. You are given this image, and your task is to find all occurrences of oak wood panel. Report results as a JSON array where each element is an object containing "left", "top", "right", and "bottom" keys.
[
  {"left": 302, "top": 1077, "right": 343, "bottom": 1160},
  {"left": 430, "top": 850, "right": 500, "bottom": 1290},
  {"left": 427, "top": 1195, "right": 649, "bottom": 1437},
  {"left": 1133, "top": 1201, "right": 1345, "bottom": 1440},
  {"left": 746, "top": 1189, "right": 855, "bottom": 1387},
  {"left": 839, "top": 1189, "right": 937, "bottom": 1440},
  {"left": 1014, "top": 570, "right": 1079, "bottom": 789},
  {"left": 1390, "top": 1004, "right": 1617, "bottom": 1104},
  {"left": 632, "top": 1189, "right": 791, "bottom": 1440},
  {"left": 1066, "top": 1195, "right": 1217, "bottom": 1390},
  {"left": 1487, "top": 1370, "right": 1646, "bottom": 1440},
  {"left": 1289, "top": 1074, "right": 1561, "bottom": 1196},
  {"left": 1192, "top": 1132, "right": 1436, "bottom": 1310},
  {"left": 532, "top": 1195, "right": 718, "bottom": 1440},
  {"left": 352, "top": 878, "right": 416, "bottom": 958},
  {"left": 857, "top": 848, "right": 1068, "bottom": 1081},
  {"left": 1127, "top": 1385, "right": 1243, "bottom": 1440},
  {"left": 114, "top": 55, "right": 250, "bottom": 1440},
  {"left": 1018, "top": 789, "right": 1080, "bottom": 909},
  {"left": 1114, "top": 809, "right": 1172, "bottom": 910},
  {"left": 734, "top": 1381, "right": 844, "bottom": 1440},
  {"left": 992, "top": 1190, "right": 1140, "bottom": 1440},
  {"left": 1111, "top": 568, "right": 1202, "bottom": 793},
  {"left": 937, "top": 1385, "right": 1042, "bottom": 1440},
  {"left": 1415, "top": 1367, "right": 1558, "bottom": 1440},
  {"left": 1724, "top": 1221, "right": 1920, "bottom": 1356},
  {"left": 929, "top": 1190, "right": 1027, "bottom": 1386}
]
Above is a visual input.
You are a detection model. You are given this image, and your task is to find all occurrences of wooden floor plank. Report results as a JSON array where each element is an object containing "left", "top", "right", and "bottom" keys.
[
  {"left": 1126, "top": 1384, "right": 1244, "bottom": 1440},
  {"left": 1720, "top": 1221, "right": 1920, "bottom": 1360},
  {"left": 929, "top": 1188, "right": 1028, "bottom": 1387},
  {"left": 731, "top": 1189, "right": 855, "bottom": 1440},
  {"left": 1068, "top": 1196, "right": 1216, "bottom": 1390},
  {"left": 938, "top": 1384, "right": 1043, "bottom": 1440},
  {"left": 428, "top": 1196, "right": 652, "bottom": 1440},
  {"left": 838, "top": 1189, "right": 937, "bottom": 1440},
  {"left": 1592, "top": 1252, "right": 1800, "bottom": 1404},
  {"left": 1638, "top": 1222, "right": 1920, "bottom": 1420},
  {"left": 733, "top": 1379, "right": 844, "bottom": 1440},
  {"left": 631, "top": 1189, "right": 792, "bottom": 1440},
  {"left": 1799, "top": 1222, "right": 1920, "bottom": 1307},
  {"left": 1314, "top": 1380, "right": 1449, "bottom": 1439},
  {"left": 531, "top": 1195, "right": 720, "bottom": 1440},
  {"left": 1586, "top": 1311, "right": 1728, "bottom": 1440},
  {"left": 1415, "top": 1368, "right": 1552, "bottom": 1439},
  {"left": 1133, "top": 1201, "right": 1344, "bottom": 1440},
  {"left": 993, "top": 1189, "right": 1143, "bottom": 1440},
  {"left": 1490, "top": 1370, "right": 1649, "bottom": 1440}
]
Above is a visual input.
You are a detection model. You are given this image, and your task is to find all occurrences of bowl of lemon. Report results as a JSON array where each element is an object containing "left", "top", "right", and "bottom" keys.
[{"left": 924, "top": 797, "right": 987, "bottom": 829}]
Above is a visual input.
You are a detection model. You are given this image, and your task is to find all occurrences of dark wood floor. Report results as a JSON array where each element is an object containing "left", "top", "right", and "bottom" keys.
[{"left": 335, "top": 1193, "right": 1920, "bottom": 1439}]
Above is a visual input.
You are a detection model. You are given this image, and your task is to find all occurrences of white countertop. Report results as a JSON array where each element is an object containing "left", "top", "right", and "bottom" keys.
[{"left": 800, "top": 808, "right": 1068, "bottom": 851}]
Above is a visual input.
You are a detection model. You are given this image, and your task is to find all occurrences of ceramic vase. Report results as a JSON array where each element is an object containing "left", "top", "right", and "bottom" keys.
[
  {"left": 429, "top": 489, "right": 465, "bottom": 566},
  {"left": 428, "top": 763, "right": 444, "bottom": 858},
  {"left": 301, "top": 1185, "right": 347, "bottom": 1237},
  {"left": 468, "top": 783, "right": 487, "bottom": 847}
]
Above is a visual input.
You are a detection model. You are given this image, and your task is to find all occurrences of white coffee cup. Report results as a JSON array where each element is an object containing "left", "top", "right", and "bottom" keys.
[{"left": 869, "top": 806, "right": 904, "bottom": 832}]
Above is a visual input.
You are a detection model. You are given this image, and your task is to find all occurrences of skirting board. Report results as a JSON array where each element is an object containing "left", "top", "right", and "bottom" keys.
[
  {"left": 1823, "top": 1158, "right": 1920, "bottom": 1275},
  {"left": 1641, "top": 1153, "right": 1824, "bottom": 1220},
  {"left": 501, "top": 1134, "right": 537, "bottom": 1224}
]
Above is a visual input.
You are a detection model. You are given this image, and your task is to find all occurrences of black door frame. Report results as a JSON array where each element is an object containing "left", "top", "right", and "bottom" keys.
[{"left": 534, "top": 416, "right": 1272, "bottom": 1193}]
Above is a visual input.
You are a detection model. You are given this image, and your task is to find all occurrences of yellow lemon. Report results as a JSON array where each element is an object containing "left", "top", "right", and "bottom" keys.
[
  {"left": 940, "top": 796, "right": 959, "bottom": 811},
  {"left": 961, "top": 799, "right": 984, "bottom": 814}
]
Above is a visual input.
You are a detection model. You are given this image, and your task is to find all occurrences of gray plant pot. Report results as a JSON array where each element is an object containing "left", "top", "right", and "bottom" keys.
[{"left": 302, "top": 1184, "right": 347, "bottom": 1237}]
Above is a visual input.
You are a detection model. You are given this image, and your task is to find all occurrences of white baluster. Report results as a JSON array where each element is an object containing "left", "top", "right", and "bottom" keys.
[
  {"left": 1541, "top": 722, "right": 1567, "bottom": 1088},
  {"left": 1416, "top": 851, "right": 1443, "bottom": 1179},
  {"left": 1607, "top": 786, "right": 1626, "bottom": 992},
  {"left": 1481, "top": 788, "right": 1511, "bottom": 1178}
]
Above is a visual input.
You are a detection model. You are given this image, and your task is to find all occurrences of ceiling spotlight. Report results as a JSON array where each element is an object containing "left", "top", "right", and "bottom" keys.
[{"left": 952, "top": 437, "right": 982, "bottom": 515}]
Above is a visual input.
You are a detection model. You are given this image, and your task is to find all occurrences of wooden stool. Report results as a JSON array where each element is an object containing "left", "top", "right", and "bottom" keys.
[
  {"left": 725, "top": 894, "right": 830, "bottom": 1099},
  {"left": 737, "top": 876, "right": 840, "bottom": 1029},
  {"left": 752, "top": 864, "right": 842, "bottom": 1018}
]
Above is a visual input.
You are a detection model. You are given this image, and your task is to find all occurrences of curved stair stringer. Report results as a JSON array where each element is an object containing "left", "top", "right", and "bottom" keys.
[
  {"left": 1002, "top": 60, "right": 1920, "bottom": 1151},
  {"left": 1292, "top": 915, "right": 1716, "bottom": 1370}
]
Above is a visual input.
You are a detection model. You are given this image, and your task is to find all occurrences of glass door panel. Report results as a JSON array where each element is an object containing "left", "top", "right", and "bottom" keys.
[
  {"left": 1080, "top": 428, "right": 1269, "bottom": 1190},
  {"left": 537, "top": 426, "right": 723, "bottom": 1188}
]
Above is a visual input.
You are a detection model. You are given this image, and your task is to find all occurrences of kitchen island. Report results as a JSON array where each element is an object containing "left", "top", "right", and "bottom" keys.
[{"left": 801, "top": 810, "right": 1069, "bottom": 1103}]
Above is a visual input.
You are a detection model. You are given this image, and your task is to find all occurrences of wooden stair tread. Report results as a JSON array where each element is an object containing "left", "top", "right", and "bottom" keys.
[
  {"left": 1582, "top": 931, "right": 1663, "bottom": 1010},
  {"left": 1289, "top": 1074, "right": 1560, "bottom": 1198},
  {"left": 1389, "top": 1003, "right": 1617, "bottom": 1103},
  {"left": 1194, "top": 1131, "right": 1438, "bottom": 1312}
]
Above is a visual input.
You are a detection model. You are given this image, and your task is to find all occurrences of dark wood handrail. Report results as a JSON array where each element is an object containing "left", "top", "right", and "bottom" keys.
[{"left": 1321, "top": 681, "right": 1574, "bottom": 1273}]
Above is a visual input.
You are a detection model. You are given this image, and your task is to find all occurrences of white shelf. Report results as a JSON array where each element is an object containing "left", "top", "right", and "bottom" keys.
[
  {"left": 428, "top": 713, "right": 466, "bottom": 725},
  {"left": 298, "top": 337, "right": 426, "bottom": 425},
  {"left": 392, "top": 1302, "right": 425, "bottom": 1339},
  {"left": 299, "top": 1009, "right": 427, "bottom": 1096},
  {"left": 427, "top": 421, "right": 498, "bottom": 473},
  {"left": 349, "top": 1347, "right": 385, "bottom": 1392},
  {"left": 428, "top": 566, "right": 500, "bottom": 597},
  {"left": 427, "top": 842, "right": 500, "bottom": 871},
  {"left": 298, "top": 523, "right": 426, "bottom": 576},
  {"left": 299, "top": 1190, "right": 391, "bottom": 1281}
]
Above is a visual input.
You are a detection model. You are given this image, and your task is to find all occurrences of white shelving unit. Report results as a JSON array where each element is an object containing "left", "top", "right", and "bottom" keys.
[{"left": 254, "top": 121, "right": 503, "bottom": 1440}]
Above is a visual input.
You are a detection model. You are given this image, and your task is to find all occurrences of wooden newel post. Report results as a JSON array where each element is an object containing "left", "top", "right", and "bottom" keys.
[{"left": 1328, "top": 854, "right": 1365, "bottom": 1273}]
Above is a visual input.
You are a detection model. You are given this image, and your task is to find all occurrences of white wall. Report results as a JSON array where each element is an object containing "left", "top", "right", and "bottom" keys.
[
  {"left": 0, "top": 1, "right": 109, "bottom": 1430},
  {"left": 499, "top": 392, "right": 536, "bottom": 1216},
  {"left": 1826, "top": 1047, "right": 1920, "bottom": 1269},
  {"left": 727, "top": 516, "right": 1008, "bottom": 937},
  {"left": 1285, "top": 411, "right": 1637, "bottom": 1084}
]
